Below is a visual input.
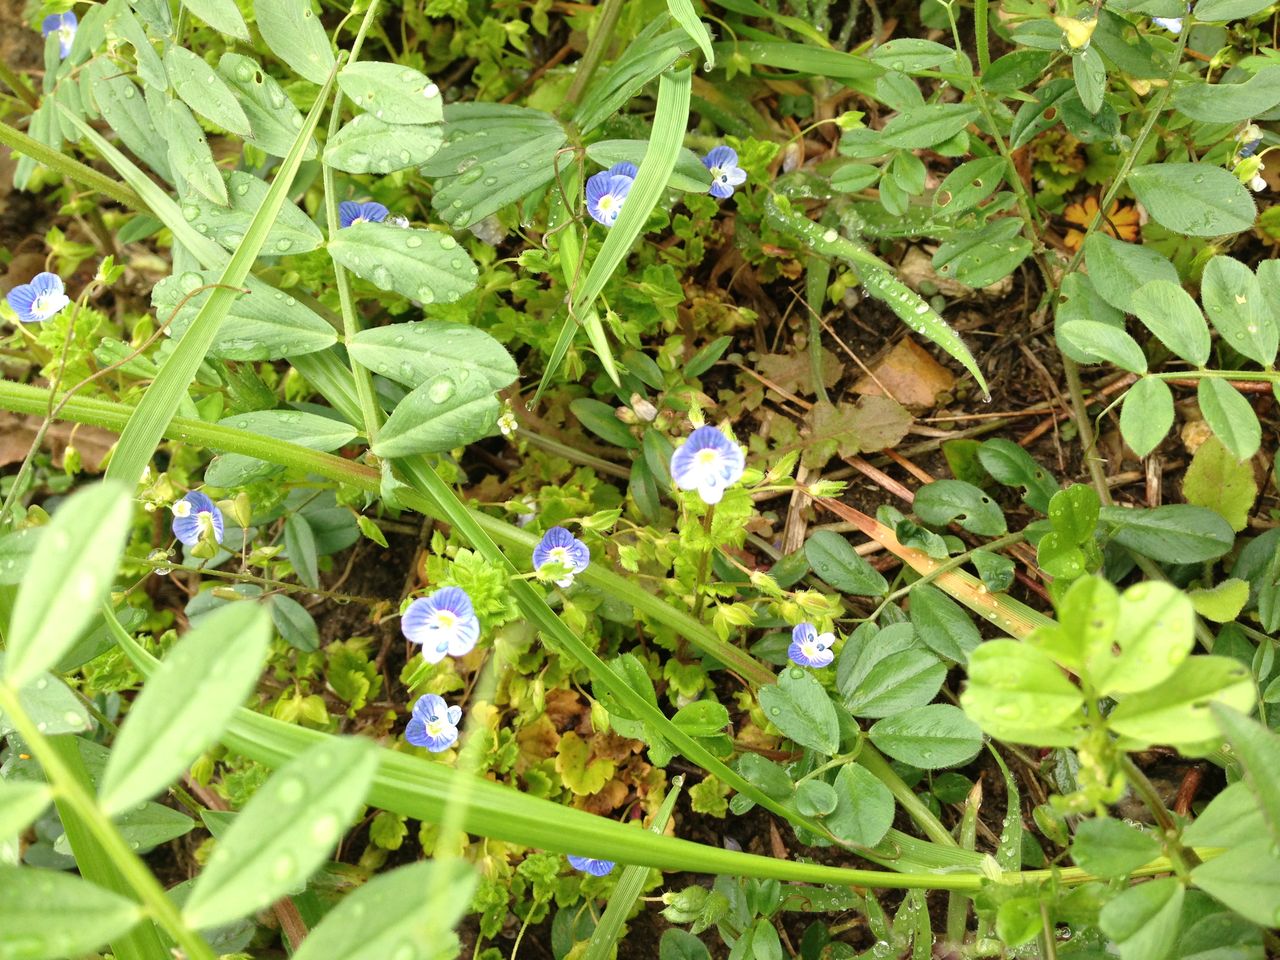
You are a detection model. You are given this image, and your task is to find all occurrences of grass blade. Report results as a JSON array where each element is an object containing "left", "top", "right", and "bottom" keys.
[{"left": 666, "top": 0, "right": 714, "bottom": 66}]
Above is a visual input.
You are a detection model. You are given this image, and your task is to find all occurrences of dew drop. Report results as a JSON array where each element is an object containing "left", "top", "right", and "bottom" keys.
[
  {"left": 276, "top": 777, "right": 306, "bottom": 804},
  {"left": 428, "top": 377, "right": 454, "bottom": 402},
  {"left": 405, "top": 235, "right": 423, "bottom": 248}
]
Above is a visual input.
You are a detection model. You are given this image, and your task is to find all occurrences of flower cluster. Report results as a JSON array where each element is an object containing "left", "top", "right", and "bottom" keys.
[
  {"left": 338, "top": 201, "right": 389, "bottom": 228},
  {"left": 405, "top": 693, "right": 462, "bottom": 752},
  {"left": 41, "top": 11, "right": 76, "bottom": 59},
  {"left": 670, "top": 425, "right": 746, "bottom": 504},
  {"left": 401, "top": 586, "right": 481, "bottom": 663},
  {"left": 533, "top": 526, "right": 590, "bottom": 587},
  {"left": 171, "top": 491, "right": 225, "bottom": 548},
  {"left": 6, "top": 272, "right": 70, "bottom": 324},
  {"left": 567, "top": 855, "right": 615, "bottom": 876},
  {"left": 789, "top": 622, "right": 835, "bottom": 668},
  {"left": 584, "top": 146, "right": 747, "bottom": 226}
]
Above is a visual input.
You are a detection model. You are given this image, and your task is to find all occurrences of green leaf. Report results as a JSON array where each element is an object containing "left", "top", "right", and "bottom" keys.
[
  {"left": 1084, "top": 233, "right": 1181, "bottom": 314},
  {"left": 218, "top": 53, "right": 317, "bottom": 160},
  {"left": 86, "top": 60, "right": 172, "bottom": 180},
  {"left": 270, "top": 594, "right": 321, "bottom": 651},
  {"left": 285, "top": 513, "right": 320, "bottom": 588},
  {"left": 977, "top": 439, "right": 1059, "bottom": 512},
  {"left": 839, "top": 627, "right": 945, "bottom": 719},
  {"left": 961, "top": 640, "right": 1084, "bottom": 746},
  {"left": 825, "top": 764, "right": 894, "bottom": 847},
  {"left": 660, "top": 929, "right": 712, "bottom": 960},
  {"left": 570, "top": 398, "right": 641, "bottom": 449},
  {"left": 1173, "top": 66, "right": 1280, "bottom": 123},
  {"left": 932, "top": 157, "right": 1006, "bottom": 216},
  {"left": 665, "top": 0, "right": 714, "bottom": 66},
  {"left": 206, "top": 410, "right": 358, "bottom": 486},
  {"left": 1047, "top": 484, "right": 1101, "bottom": 544},
  {"left": 908, "top": 583, "right": 981, "bottom": 664},
  {"left": 804, "top": 529, "right": 888, "bottom": 596},
  {"left": 0, "top": 780, "right": 52, "bottom": 839},
  {"left": 879, "top": 104, "right": 979, "bottom": 149},
  {"left": 99, "top": 603, "right": 272, "bottom": 816},
  {"left": 253, "top": 0, "right": 335, "bottom": 84},
  {"left": 585, "top": 139, "right": 712, "bottom": 192},
  {"left": 1183, "top": 781, "right": 1264, "bottom": 848},
  {"left": 1198, "top": 378, "right": 1261, "bottom": 462},
  {"left": 735, "top": 754, "right": 794, "bottom": 802},
  {"left": 326, "top": 222, "right": 479, "bottom": 305},
  {"left": 163, "top": 97, "right": 228, "bottom": 206},
  {"left": 1201, "top": 255, "right": 1278, "bottom": 367},
  {"left": 1057, "top": 319, "right": 1148, "bottom": 373},
  {"left": 1120, "top": 376, "right": 1175, "bottom": 458},
  {"left": 1072, "top": 46, "right": 1106, "bottom": 114},
  {"left": 1098, "top": 877, "right": 1184, "bottom": 960},
  {"left": 103, "top": 0, "right": 166, "bottom": 89},
  {"left": 1099, "top": 504, "right": 1236, "bottom": 562},
  {"left": 0, "top": 666, "right": 90, "bottom": 736},
  {"left": 182, "top": 737, "right": 377, "bottom": 929},
  {"left": 758, "top": 666, "right": 840, "bottom": 756},
  {"left": 972, "top": 549, "right": 1015, "bottom": 592},
  {"left": 372, "top": 372, "right": 500, "bottom": 458},
  {"left": 291, "top": 860, "right": 477, "bottom": 960},
  {"left": 1189, "top": 578, "right": 1250, "bottom": 623},
  {"left": 576, "top": 27, "right": 696, "bottom": 134},
  {"left": 1194, "top": 0, "right": 1276, "bottom": 22},
  {"left": 337, "top": 61, "right": 443, "bottom": 124},
  {"left": 1129, "top": 280, "right": 1211, "bottom": 367},
  {"left": 1128, "top": 163, "right": 1256, "bottom": 237},
  {"left": 323, "top": 114, "right": 445, "bottom": 174},
  {"left": 913, "top": 479, "right": 1006, "bottom": 536},
  {"left": 932, "top": 217, "right": 1031, "bottom": 289},
  {"left": 181, "top": 171, "right": 325, "bottom": 255},
  {"left": 867, "top": 703, "right": 982, "bottom": 769},
  {"left": 348, "top": 322, "right": 517, "bottom": 393},
  {"left": 4, "top": 482, "right": 132, "bottom": 688},
  {"left": 1071, "top": 818, "right": 1161, "bottom": 878},
  {"left": 104, "top": 67, "right": 337, "bottom": 488},
  {"left": 0, "top": 864, "right": 143, "bottom": 959},
  {"left": 1184, "top": 436, "right": 1258, "bottom": 531},
  {"left": 163, "top": 47, "right": 252, "bottom": 136},
  {"left": 151, "top": 270, "right": 338, "bottom": 361},
  {"left": 794, "top": 779, "right": 839, "bottom": 816},
  {"left": 1210, "top": 704, "right": 1280, "bottom": 847},
  {"left": 1109, "top": 656, "right": 1254, "bottom": 747},
  {"left": 1190, "top": 841, "right": 1280, "bottom": 928},
  {"left": 1089, "top": 580, "right": 1195, "bottom": 697},
  {"left": 181, "top": 0, "right": 250, "bottom": 40},
  {"left": 710, "top": 39, "right": 884, "bottom": 82}
]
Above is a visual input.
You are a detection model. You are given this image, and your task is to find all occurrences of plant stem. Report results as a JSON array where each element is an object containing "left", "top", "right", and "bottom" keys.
[
  {"left": 692, "top": 505, "right": 716, "bottom": 618},
  {"left": 974, "top": 0, "right": 991, "bottom": 74},
  {"left": 1064, "top": 356, "right": 1114, "bottom": 506},
  {"left": 859, "top": 744, "right": 958, "bottom": 848},
  {"left": 0, "top": 683, "right": 218, "bottom": 960},
  {"left": 1120, "top": 754, "right": 1201, "bottom": 874},
  {"left": 0, "top": 118, "right": 144, "bottom": 210},
  {"left": 945, "top": 779, "right": 981, "bottom": 944},
  {"left": 563, "top": 0, "right": 628, "bottom": 113},
  {"left": 0, "top": 58, "right": 39, "bottom": 110}
]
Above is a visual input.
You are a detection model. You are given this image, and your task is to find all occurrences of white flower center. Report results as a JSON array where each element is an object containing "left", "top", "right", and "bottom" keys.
[
  {"left": 598, "top": 195, "right": 616, "bottom": 213},
  {"left": 59, "top": 24, "right": 74, "bottom": 43},
  {"left": 426, "top": 718, "right": 448, "bottom": 737},
  {"left": 172, "top": 500, "right": 192, "bottom": 518},
  {"left": 32, "top": 291, "right": 66, "bottom": 319},
  {"left": 696, "top": 449, "right": 721, "bottom": 468},
  {"left": 549, "top": 546, "right": 570, "bottom": 565}
]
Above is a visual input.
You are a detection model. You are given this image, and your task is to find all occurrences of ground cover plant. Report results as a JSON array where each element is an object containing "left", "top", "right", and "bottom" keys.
[{"left": 0, "top": 0, "right": 1279, "bottom": 955}]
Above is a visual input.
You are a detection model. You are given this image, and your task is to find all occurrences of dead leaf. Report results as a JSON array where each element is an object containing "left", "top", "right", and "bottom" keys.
[
  {"left": 801, "top": 397, "right": 913, "bottom": 468},
  {"left": 756, "top": 349, "right": 842, "bottom": 397},
  {"left": 0, "top": 412, "right": 116, "bottom": 471},
  {"left": 852, "top": 338, "right": 955, "bottom": 409},
  {"left": 580, "top": 778, "right": 629, "bottom": 815}
]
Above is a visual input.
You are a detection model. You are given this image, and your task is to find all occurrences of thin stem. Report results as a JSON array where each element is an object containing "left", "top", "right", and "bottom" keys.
[
  {"left": 945, "top": 779, "right": 981, "bottom": 944},
  {"left": 0, "top": 683, "right": 218, "bottom": 960},
  {"left": 692, "top": 505, "right": 716, "bottom": 618},
  {"left": 1064, "top": 357, "right": 1114, "bottom": 506},
  {"left": 0, "top": 118, "right": 144, "bottom": 209},
  {"left": 0, "top": 58, "right": 39, "bottom": 110},
  {"left": 129, "top": 554, "right": 382, "bottom": 606},
  {"left": 1120, "top": 754, "right": 1201, "bottom": 874},
  {"left": 562, "top": 0, "right": 628, "bottom": 113},
  {"left": 859, "top": 745, "right": 958, "bottom": 848},
  {"left": 323, "top": 0, "right": 385, "bottom": 446}
]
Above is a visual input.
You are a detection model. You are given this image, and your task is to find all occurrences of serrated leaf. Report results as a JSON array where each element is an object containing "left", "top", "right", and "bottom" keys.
[
  {"left": 181, "top": 171, "right": 324, "bottom": 254},
  {"left": 372, "top": 372, "right": 500, "bottom": 458},
  {"left": 0, "top": 864, "right": 143, "bottom": 958},
  {"left": 348, "top": 321, "right": 516, "bottom": 392},
  {"left": 323, "top": 114, "right": 444, "bottom": 174},
  {"left": 5, "top": 482, "right": 132, "bottom": 688},
  {"left": 337, "top": 61, "right": 443, "bottom": 125},
  {"left": 1129, "top": 163, "right": 1256, "bottom": 237},
  {"left": 99, "top": 604, "right": 272, "bottom": 815},
  {"left": 1198, "top": 377, "right": 1261, "bottom": 461},
  {"left": 163, "top": 47, "right": 252, "bottom": 136},
  {"left": 181, "top": 0, "right": 250, "bottom": 39},
  {"left": 1129, "top": 280, "right": 1210, "bottom": 367},
  {"left": 217, "top": 53, "right": 317, "bottom": 160},
  {"left": 182, "top": 737, "right": 377, "bottom": 929},
  {"left": 327, "top": 222, "right": 478, "bottom": 304},
  {"left": 253, "top": 0, "right": 335, "bottom": 84}
]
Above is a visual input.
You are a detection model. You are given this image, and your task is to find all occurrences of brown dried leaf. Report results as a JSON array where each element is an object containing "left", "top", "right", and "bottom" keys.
[
  {"left": 755, "top": 349, "right": 842, "bottom": 398},
  {"left": 0, "top": 412, "right": 116, "bottom": 471},
  {"left": 852, "top": 337, "right": 955, "bottom": 409},
  {"left": 801, "top": 397, "right": 913, "bottom": 468}
]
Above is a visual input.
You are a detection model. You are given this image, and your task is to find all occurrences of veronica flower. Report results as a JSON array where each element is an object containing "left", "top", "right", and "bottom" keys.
[
  {"left": 789, "top": 622, "right": 835, "bottom": 668},
  {"left": 405, "top": 693, "right": 462, "bottom": 752},
  {"left": 1152, "top": 15, "right": 1182, "bottom": 32},
  {"left": 702, "top": 146, "right": 748, "bottom": 199},
  {"left": 532, "top": 526, "right": 590, "bottom": 587},
  {"left": 567, "top": 855, "right": 615, "bottom": 876},
  {"left": 6, "top": 272, "right": 70, "bottom": 323},
  {"left": 670, "top": 425, "right": 746, "bottom": 505},
  {"left": 338, "top": 200, "right": 389, "bottom": 228},
  {"left": 607, "top": 161, "right": 638, "bottom": 179},
  {"left": 585, "top": 172, "right": 633, "bottom": 227},
  {"left": 402, "top": 586, "right": 481, "bottom": 663},
  {"left": 172, "top": 491, "right": 225, "bottom": 548},
  {"left": 41, "top": 11, "right": 76, "bottom": 59}
]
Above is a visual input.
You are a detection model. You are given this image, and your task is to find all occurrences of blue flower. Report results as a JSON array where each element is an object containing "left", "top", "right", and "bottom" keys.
[
  {"left": 6, "top": 272, "right": 70, "bottom": 323},
  {"left": 585, "top": 172, "right": 633, "bottom": 227},
  {"left": 702, "top": 146, "right": 748, "bottom": 199},
  {"left": 41, "top": 11, "right": 76, "bottom": 59},
  {"left": 172, "top": 491, "right": 225, "bottom": 548},
  {"left": 402, "top": 586, "right": 481, "bottom": 663},
  {"left": 567, "top": 855, "right": 615, "bottom": 876},
  {"left": 788, "top": 623, "right": 835, "bottom": 668},
  {"left": 338, "top": 201, "right": 389, "bottom": 228},
  {"left": 607, "top": 161, "right": 638, "bottom": 179},
  {"left": 532, "top": 526, "right": 590, "bottom": 587},
  {"left": 405, "top": 693, "right": 463, "bottom": 752},
  {"left": 670, "top": 425, "right": 745, "bottom": 504},
  {"left": 1152, "top": 15, "right": 1182, "bottom": 32}
]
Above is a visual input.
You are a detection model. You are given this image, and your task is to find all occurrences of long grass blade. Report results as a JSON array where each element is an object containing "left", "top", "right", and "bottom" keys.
[{"left": 665, "top": 0, "right": 714, "bottom": 66}]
